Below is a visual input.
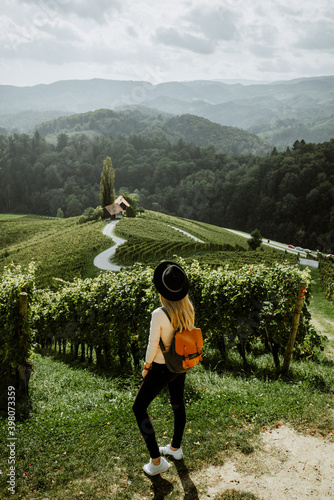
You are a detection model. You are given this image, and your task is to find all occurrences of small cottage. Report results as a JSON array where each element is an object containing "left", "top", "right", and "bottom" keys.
[{"left": 103, "top": 196, "right": 130, "bottom": 220}]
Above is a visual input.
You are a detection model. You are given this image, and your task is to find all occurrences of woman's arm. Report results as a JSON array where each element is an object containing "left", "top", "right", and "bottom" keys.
[{"left": 145, "top": 309, "right": 162, "bottom": 365}]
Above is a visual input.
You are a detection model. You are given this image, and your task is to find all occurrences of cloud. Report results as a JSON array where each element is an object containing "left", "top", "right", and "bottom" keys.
[
  {"left": 1, "top": 0, "right": 334, "bottom": 86},
  {"left": 16, "top": 0, "right": 122, "bottom": 24},
  {"left": 0, "top": 14, "right": 84, "bottom": 58},
  {"left": 153, "top": 5, "right": 240, "bottom": 56},
  {"left": 127, "top": 26, "right": 138, "bottom": 38},
  {"left": 294, "top": 20, "right": 334, "bottom": 51},
  {"left": 249, "top": 44, "right": 277, "bottom": 59},
  {"left": 185, "top": 6, "right": 239, "bottom": 42},
  {"left": 257, "top": 58, "right": 292, "bottom": 75},
  {"left": 0, "top": 36, "right": 124, "bottom": 65},
  {"left": 153, "top": 27, "right": 215, "bottom": 54}
]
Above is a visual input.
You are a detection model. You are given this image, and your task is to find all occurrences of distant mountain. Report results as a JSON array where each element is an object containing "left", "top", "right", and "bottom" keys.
[
  {"left": 35, "top": 108, "right": 271, "bottom": 157},
  {"left": 0, "top": 76, "right": 333, "bottom": 146},
  {"left": 0, "top": 110, "right": 72, "bottom": 134}
]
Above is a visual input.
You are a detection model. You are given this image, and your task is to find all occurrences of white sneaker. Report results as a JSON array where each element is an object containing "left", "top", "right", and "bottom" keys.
[
  {"left": 143, "top": 456, "right": 170, "bottom": 476},
  {"left": 159, "top": 444, "right": 183, "bottom": 460}
]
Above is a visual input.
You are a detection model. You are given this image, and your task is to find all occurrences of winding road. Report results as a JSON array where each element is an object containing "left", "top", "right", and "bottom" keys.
[
  {"left": 223, "top": 228, "right": 319, "bottom": 268},
  {"left": 93, "top": 220, "right": 319, "bottom": 271},
  {"left": 93, "top": 220, "right": 203, "bottom": 271},
  {"left": 93, "top": 220, "right": 125, "bottom": 271}
]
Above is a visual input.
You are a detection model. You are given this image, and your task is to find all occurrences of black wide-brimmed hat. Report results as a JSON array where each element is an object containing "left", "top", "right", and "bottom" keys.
[{"left": 153, "top": 261, "right": 189, "bottom": 301}]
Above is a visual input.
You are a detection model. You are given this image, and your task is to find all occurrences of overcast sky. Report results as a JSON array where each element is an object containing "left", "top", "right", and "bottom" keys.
[{"left": 1, "top": 0, "right": 333, "bottom": 87}]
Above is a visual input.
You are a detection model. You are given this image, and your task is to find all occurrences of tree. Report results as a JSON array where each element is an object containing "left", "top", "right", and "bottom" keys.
[
  {"left": 56, "top": 133, "right": 68, "bottom": 152},
  {"left": 120, "top": 191, "right": 138, "bottom": 218},
  {"left": 100, "top": 156, "right": 115, "bottom": 207},
  {"left": 120, "top": 191, "right": 138, "bottom": 210},
  {"left": 125, "top": 206, "right": 136, "bottom": 218},
  {"left": 66, "top": 194, "right": 82, "bottom": 217},
  {"left": 248, "top": 229, "right": 263, "bottom": 251}
]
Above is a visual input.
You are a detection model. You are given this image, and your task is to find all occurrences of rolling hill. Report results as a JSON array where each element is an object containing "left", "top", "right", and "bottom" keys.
[
  {"left": 0, "top": 76, "right": 333, "bottom": 146},
  {"left": 0, "top": 211, "right": 296, "bottom": 288},
  {"left": 34, "top": 108, "right": 271, "bottom": 156}
]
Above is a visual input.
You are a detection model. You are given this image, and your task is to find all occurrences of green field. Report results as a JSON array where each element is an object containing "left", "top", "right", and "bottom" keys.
[
  {"left": 0, "top": 211, "right": 297, "bottom": 288},
  {"left": 0, "top": 215, "right": 112, "bottom": 288},
  {"left": 113, "top": 211, "right": 297, "bottom": 268},
  {"left": 0, "top": 214, "right": 28, "bottom": 220},
  {"left": 1, "top": 343, "right": 333, "bottom": 499},
  {"left": 115, "top": 210, "right": 251, "bottom": 247}
]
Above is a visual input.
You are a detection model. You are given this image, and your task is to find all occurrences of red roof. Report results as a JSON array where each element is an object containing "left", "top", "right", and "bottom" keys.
[{"left": 104, "top": 203, "right": 123, "bottom": 216}]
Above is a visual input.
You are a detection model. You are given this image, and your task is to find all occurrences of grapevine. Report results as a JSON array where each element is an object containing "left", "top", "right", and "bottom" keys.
[{"left": 2, "top": 260, "right": 326, "bottom": 376}]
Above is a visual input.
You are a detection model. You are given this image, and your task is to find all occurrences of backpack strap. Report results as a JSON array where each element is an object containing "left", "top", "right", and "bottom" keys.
[
  {"left": 160, "top": 306, "right": 171, "bottom": 323},
  {"left": 159, "top": 306, "right": 173, "bottom": 353}
]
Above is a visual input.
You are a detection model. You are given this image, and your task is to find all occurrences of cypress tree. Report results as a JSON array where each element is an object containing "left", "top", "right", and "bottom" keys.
[{"left": 100, "top": 156, "right": 115, "bottom": 207}]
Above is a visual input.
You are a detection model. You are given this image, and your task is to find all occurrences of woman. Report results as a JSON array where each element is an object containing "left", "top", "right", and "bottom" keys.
[{"left": 132, "top": 261, "right": 195, "bottom": 476}]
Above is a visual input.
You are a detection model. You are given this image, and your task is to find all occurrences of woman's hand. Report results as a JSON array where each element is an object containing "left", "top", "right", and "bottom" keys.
[{"left": 142, "top": 363, "right": 151, "bottom": 378}]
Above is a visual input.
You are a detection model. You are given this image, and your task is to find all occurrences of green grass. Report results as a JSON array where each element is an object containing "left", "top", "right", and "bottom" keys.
[
  {"left": 213, "top": 492, "right": 260, "bottom": 500},
  {"left": 115, "top": 214, "right": 193, "bottom": 243},
  {"left": 308, "top": 267, "right": 334, "bottom": 357},
  {"left": 113, "top": 211, "right": 295, "bottom": 268},
  {"left": 116, "top": 211, "right": 250, "bottom": 248},
  {"left": 309, "top": 268, "right": 334, "bottom": 330},
  {"left": 0, "top": 211, "right": 295, "bottom": 289},
  {"left": 0, "top": 216, "right": 111, "bottom": 288},
  {"left": 183, "top": 248, "right": 297, "bottom": 268},
  {"left": 0, "top": 340, "right": 333, "bottom": 499},
  {"left": 0, "top": 214, "right": 28, "bottom": 220},
  {"left": 0, "top": 215, "right": 60, "bottom": 249}
]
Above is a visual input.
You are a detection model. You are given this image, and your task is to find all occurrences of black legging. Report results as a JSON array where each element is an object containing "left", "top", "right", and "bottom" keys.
[{"left": 132, "top": 362, "right": 186, "bottom": 459}]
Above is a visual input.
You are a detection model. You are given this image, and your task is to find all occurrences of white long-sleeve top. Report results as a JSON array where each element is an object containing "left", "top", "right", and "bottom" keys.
[{"left": 145, "top": 307, "right": 175, "bottom": 364}]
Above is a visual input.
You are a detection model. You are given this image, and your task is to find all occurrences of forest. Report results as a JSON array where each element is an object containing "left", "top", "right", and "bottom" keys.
[
  {"left": 0, "top": 130, "right": 333, "bottom": 252},
  {"left": 34, "top": 108, "right": 271, "bottom": 157}
]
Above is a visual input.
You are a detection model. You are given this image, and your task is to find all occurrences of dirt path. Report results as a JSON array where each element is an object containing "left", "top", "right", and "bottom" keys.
[
  {"left": 311, "top": 315, "right": 334, "bottom": 341},
  {"left": 198, "top": 425, "right": 334, "bottom": 499}
]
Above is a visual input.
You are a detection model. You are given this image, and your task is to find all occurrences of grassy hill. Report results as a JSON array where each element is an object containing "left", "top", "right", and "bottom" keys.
[
  {"left": 0, "top": 211, "right": 296, "bottom": 288},
  {"left": 113, "top": 210, "right": 297, "bottom": 269},
  {"left": 0, "top": 214, "right": 112, "bottom": 288}
]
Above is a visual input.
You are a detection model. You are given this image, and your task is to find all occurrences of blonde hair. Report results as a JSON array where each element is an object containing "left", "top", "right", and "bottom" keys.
[{"left": 160, "top": 294, "right": 195, "bottom": 332}]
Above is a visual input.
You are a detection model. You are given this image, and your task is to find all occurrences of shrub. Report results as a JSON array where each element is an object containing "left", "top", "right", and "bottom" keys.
[
  {"left": 0, "top": 263, "right": 36, "bottom": 378},
  {"left": 247, "top": 229, "right": 263, "bottom": 251}
]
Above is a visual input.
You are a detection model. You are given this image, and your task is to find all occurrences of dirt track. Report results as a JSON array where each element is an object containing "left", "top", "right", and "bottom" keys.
[{"left": 199, "top": 425, "right": 334, "bottom": 499}]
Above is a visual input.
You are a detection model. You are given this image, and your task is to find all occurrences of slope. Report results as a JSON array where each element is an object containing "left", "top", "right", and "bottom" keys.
[{"left": 0, "top": 211, "right": 297, "bottom": 288}]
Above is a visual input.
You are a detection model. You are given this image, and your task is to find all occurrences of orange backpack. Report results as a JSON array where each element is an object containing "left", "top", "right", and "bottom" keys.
[{"left": 159, "top": 307, "right": 203, "bottom": 373}]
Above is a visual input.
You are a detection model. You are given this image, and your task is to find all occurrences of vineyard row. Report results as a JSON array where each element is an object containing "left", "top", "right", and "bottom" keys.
[
  {"left": 0, "top": 260, "right": 326, "bottom": 381},
  {"left": 114, "top": 239, "right": 235, "bottom": 263}
]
